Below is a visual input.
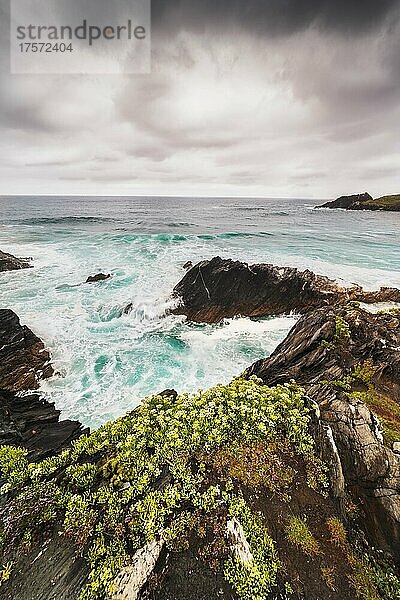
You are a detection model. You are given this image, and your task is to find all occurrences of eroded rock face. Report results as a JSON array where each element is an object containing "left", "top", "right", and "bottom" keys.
[
  {"left": 172, "top": 257, "right": 400, "bottom": 323},
  {"left": 0, "top": 309, "right": 54, "bottom": 391},
  {"left": 246, "top": 305, "right": 400, "bottom": 554},
  {"left": 0, "top": 309, "right": 87, "bottom": 460},
  {"left": 0, "top": 250, "right": 32, "bottom": 272}
]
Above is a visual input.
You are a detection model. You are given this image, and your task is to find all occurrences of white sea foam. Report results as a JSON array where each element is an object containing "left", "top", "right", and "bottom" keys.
[{"left": 1, "top": 196, "right": 398, "bottom": 428}]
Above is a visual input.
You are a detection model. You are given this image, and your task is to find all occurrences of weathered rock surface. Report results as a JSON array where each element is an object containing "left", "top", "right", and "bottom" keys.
[
  {"left": 85, "top": 272, "right": 111, "bottom": 283},
  {"left": 112, "top": 539, "right": 164, "bottom": 600},
  {"left": 0, "top": 536, "right": 89, "bottom": 600},
  {"left": 0, "top": 308, "right": 87, "bottom": 460},
  {"left": 172, "top": 256, "right": 400, "bottom": 323},
  {"left": 246, "top": 305, "right": 400, "bottom": 555},
  {"left": 0, "top": 309, "right": 54, "bottom": 391},
  {"left": 317, "top": 192, "right": 400, "bottom": 211},
  {"left": 0, "top": 250, "right": 32, "bottom": 272},
  {"left": 0, "top": 389, "right": 88, "bottom": 461}
]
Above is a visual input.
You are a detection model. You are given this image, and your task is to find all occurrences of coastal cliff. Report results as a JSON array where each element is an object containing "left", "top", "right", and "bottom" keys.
[
  {"left": 317, "top": 193, "right": 400, "bottom": 211},
  {"left": 1, "top": 264, "right": 400, "bottom": 599}
]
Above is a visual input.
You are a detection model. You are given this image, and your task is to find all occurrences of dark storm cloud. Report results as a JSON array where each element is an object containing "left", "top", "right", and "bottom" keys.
[{"left": 152, "top": 0, "right": 399, "bottom": 36}]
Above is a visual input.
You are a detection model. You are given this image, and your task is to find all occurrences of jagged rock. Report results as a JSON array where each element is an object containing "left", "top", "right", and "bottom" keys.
[
  {"left": 0, "top": 309, "right": 87, "bottom": 460},
  {"left": 317, "top": 192, "right": 400, "bottom": 211},
  {"left": 246, "top": 305, "right": 400, "bottom": 554},
  {"left": 85, "top": 273, "right": 111, "bottom": 283},
  {"left": 0, "top": 389, "right": 88, "bottom": 461},
  {"left": 172, "top": 256, "right": 400, "bottom": 323},
  {"left": 0, "top": 309, "right": 53, "bottom": 391},
  {"left": 0, "top": 250, "right": 32, "bottom": 272}
]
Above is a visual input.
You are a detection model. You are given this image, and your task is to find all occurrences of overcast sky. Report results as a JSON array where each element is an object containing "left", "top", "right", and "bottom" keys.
[{"left": 0, "top": 0, "right": 399, "bottom": 198}]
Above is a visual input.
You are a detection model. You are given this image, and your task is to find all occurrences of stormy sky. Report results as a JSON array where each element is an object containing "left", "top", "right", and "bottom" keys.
[{"left": 0, "top": 0, "right": 399, "bottom": 197}]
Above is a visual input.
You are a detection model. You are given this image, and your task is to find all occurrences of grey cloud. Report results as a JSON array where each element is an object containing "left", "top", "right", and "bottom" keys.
[{"left": 152, "top": 0, "right": 399, "bottom": 36}]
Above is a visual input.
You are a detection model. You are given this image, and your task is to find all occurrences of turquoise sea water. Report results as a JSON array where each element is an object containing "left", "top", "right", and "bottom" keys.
[{"left": 0, "top": 195, "right": 399, "bottom": 428}]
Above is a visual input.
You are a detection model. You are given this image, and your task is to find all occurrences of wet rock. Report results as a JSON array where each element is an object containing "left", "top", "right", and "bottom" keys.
[
  {"left": 85, "top": 272, "right": 111, "bottom": 283},
  {"left": 246, "top": 305, "right": 400, "bottom": 555},
  {"left": 0, "top": 309, "right": 53, "bottom": 391},
  {"left": 0, "top": 250, "right": 32, "bottom": 272},
  {"left": 182, "top": 261, "right": 193, "bottom": 271},
  {"left": 172, "top": 256, "right": 400, "bottom": 323}
]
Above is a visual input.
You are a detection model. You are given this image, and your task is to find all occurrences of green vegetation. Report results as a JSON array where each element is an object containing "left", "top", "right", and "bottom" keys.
[
  {"left": 0, "top": 377, "right": 315, "bottom": 600},
  {"left": 0, "top": 562, "right": 12, "bottom": 587},
  {"left": 334, "top": 315, "right": 351, "bottom": 345},
  {"left": 326, "top": 517, "right": 346, "bottom": 547},
  {"left": 367, "top": 195, "right": 400, "bottom": 209},
  {"left": 285, "top": 516, "right": 320, "bottom": 556},
  {"left": 321, "top": 360, "right": 400, "bottom": 447}
]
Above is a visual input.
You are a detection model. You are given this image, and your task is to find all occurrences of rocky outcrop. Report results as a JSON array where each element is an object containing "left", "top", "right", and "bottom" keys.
[
  {"left": 246, "top": 304, "right": 400, "bottom": 555},
  {"left": 0, "top": 250, "right": 32, "bottom": 272},
  {"left": 317, "top": 192, "right": 400, "bottom": 211},
  {"left": 85, "top": 273, "right": 111, "bottom": 283},
  {"left": 172, "top": 256, "right": 400, "bottom": 323},
  {"left": 0, "top": 309, "right": 87, "bottom": 461},
  {"left": 0, "top": 309, "right": 53, "bottom": 391},
  {"left": 0, "top": 389, "right": 88, "bottom": 462}
]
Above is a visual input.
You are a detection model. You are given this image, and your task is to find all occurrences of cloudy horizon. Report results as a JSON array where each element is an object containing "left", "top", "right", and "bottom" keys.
[{"left": 0, "top": 0, "right": 399, "bottom": 198}]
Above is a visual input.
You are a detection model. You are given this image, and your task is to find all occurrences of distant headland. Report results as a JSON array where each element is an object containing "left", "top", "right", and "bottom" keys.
[{"left": 317, "top": 192, "right": 400, "bottom": 211}]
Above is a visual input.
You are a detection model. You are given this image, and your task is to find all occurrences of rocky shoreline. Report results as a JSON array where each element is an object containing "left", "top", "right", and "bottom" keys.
[
  {"left": 1, "top": 252, "right": 400, "bottom": 600},
  {"left": 172, "top": 256, "right": 400, "bottom": 323},
  {"left": 0, "top": 308, "right": 87, "bottom": 462}
]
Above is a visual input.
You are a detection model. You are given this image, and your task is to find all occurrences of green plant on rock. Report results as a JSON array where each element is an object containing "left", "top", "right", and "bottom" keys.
[
  {"left": 285, "top": 515, "right": 320, "bottom": 556},
  {"left": 334, "top": 315, "right": 351, "bottom": 345},
  {"left": 0, "top": 562, "right": 12, "bottom": 587},
  {"left": 0, "top": 377, "right": 315, "bottom": 599},
  {"left": 223, "top": 494, "right": 281, "bottom": 600}
]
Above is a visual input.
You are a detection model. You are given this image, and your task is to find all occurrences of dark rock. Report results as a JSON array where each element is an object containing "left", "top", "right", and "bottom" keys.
[
  {"left": 0, "top": 309, "right": 88, "bottom": 461},
  {"left": 317, "top": 192, "right": 373, "bottom": 209},
  {"left": 0, "top": 309, "right": 54, "bottom": 391},
  {"left": 317, "top": 192, "right": 400, "bottom": 211},
  {"left": 172, "top": 256, "right": 400, "bottom": 323},
  {"left": 0, "top": 250, "right": 32, "bottom": 272},
  {"left": 0, "top": 536, "right": 89, "bottom": 600},
  {"left": 85, "top": 273, "right": 111, "bottom": 283},
  {"left": 182, "top": 261, "right": 193, "bottom": 271},
  {"left": 0, "top": 389, "right": 88, "bottom": 462},
  {"left": 158, "top": 389, "right": 178, "bottom": 400},
  {"left": 246, "top": 305, "right": 400, "bottom": 555},
  {"left": 123, "top": 302, "right": 133, "bottom": 315}
]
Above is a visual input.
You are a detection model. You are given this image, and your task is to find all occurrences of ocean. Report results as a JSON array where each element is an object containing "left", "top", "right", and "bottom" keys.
[{"left": 0, "top": 195, "right": 399, "bottom": 428}]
